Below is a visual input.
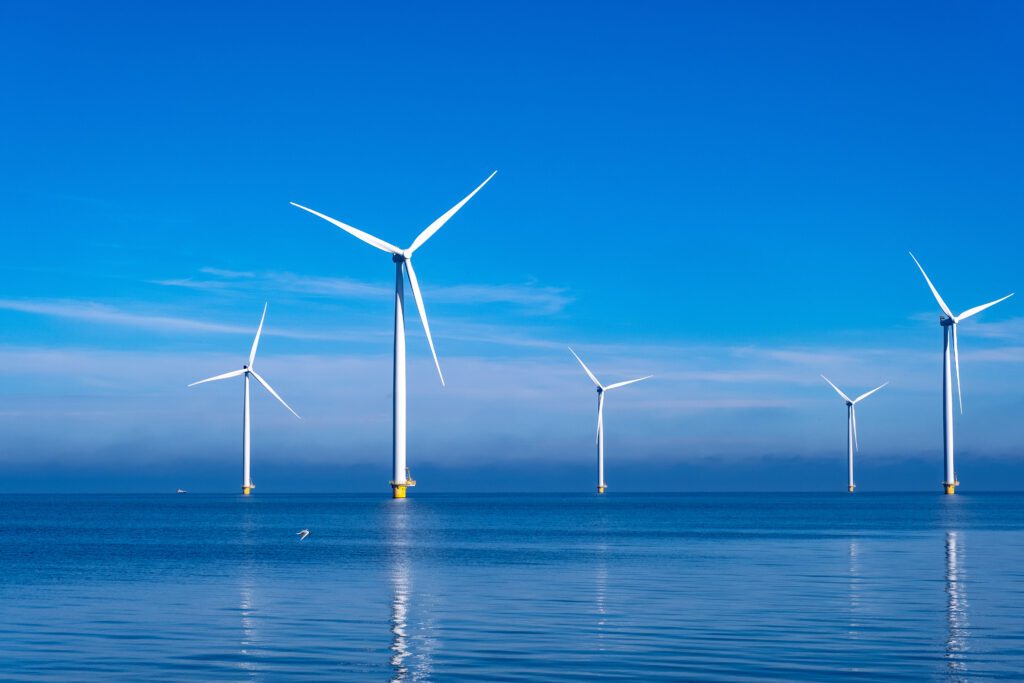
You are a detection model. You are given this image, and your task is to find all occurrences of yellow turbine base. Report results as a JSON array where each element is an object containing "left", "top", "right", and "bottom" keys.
[
  {"left": 945, "top": 484, "right": 956, "bottom": 495},
  {"left": 848, "top": 485, "right": 855, "bottom": 493},
  {"left": 392, "top": 484, "right": 407, "bottom": 499},
  {"left": 242, "top": 486, "right": 252, "bottom": 495},
  {"left": 597, "top": 485, "right": 606, "bottom": 494}
]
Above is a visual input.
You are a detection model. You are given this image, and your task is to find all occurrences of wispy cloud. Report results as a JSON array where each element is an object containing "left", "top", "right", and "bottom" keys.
[
  {"left": 963, "top": 316, "right": 1024, "bottom": 340},
  {"left": 0, "top": 299, "right": 364, "bottom": 342},
  {"left": 158, "top": 267, "right": 574, "bottom": 315}
]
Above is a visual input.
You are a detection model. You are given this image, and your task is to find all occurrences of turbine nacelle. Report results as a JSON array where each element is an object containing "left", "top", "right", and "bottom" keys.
[
  {"left": 291, "top": 171, "right": 497, "bottom": 389},
  {"left": 910, "top": 252, "right": 1014, "bottom": 414},
  {"left": 188, "top": 303, "right": 301, "bottom": 420},
  {"left": 568, "top": 347, "right": 652, "bottom": 445},
  {"left": 820, "top": 375, "right": 888, "bottom": 453}
]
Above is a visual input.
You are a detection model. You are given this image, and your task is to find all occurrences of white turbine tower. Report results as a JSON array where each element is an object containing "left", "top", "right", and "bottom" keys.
[
  {"left": 910, "top": 252, "right": 1013, "bottom": 494},
  {"left": 569, "top": 347, "right": 652, "bottom": 494},
  {"left": 188, "top": 304, "right": 300, "bottom": 495},
  {"left": 291, "top": 172, "right": 496, "bottom": 498},
  {"left": 820, "top": 376, "right": 887, "bottom": 492}
]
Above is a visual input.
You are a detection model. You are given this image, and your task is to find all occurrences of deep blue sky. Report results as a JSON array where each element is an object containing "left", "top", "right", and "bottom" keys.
[{"left": 1, "top": 1, "right": 1022, "bottom": 492}]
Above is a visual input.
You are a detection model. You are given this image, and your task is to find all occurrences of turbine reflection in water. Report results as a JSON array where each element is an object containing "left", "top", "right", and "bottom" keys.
[
  {"left": 387, "top": 502, "right": 413, "bottom": 682},
  {"left": 594, "top": 541, "right": 609, "bottom": 652},
  {"left": 237, "top": 506, "right": 260, "bottom": 675},
  {"left": 945, "top": 531, "right": 969, "bottom": 680},
  {"left": 847, "top": 539, "right": 862, "bottom": 635},
  {"left": 238, "top": 575, "right": 258, "bottom": 674},
  {"left": 390, "top": 559, "right": 411, "bottom": 682}
]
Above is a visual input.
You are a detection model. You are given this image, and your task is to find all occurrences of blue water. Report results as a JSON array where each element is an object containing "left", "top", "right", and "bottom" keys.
[{"left": 1, "top": 493, "right": 1022, "bottom": 681}]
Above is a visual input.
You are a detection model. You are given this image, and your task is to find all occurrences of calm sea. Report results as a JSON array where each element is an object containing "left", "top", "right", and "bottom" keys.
[{"left": 1, "top": 493, "right": 1022, "bottom": 681}]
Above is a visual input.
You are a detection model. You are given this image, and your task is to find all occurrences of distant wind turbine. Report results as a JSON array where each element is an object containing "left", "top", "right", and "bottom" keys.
[
  {"left": 820, "top": 376, "right": 887, "bottom": 492},
  {"left": 569, "top": 347, "right": 652, "bottom": 493},
  {"left": 188, "top": 304, "right": 300, "bottom": 495},
  {"left": 291, "top": 172, "right": 496, "bottom": 498},
  {"left": 909, "top": 252, "right": 1013, "bottom": 494}
]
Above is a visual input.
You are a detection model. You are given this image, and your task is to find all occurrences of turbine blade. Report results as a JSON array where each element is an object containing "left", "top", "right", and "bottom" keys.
[
  {"left": 407, "top": 171, "right": 497, "bottom": 254},
  {"left": 188, "top": 368, "right": 245, "bottom": 387},
  {"left": 404, "top": 260, "right": 444, "bottom": 386},
  {"left": 956, "top": 293, "right": 1014, "bottom": 323},
  {"left": 853, "top": 382, "right": 889, "bottom": 404},
  {"left": 820, "top": 375, "right": 852, "bottom": 403},
  {"left": 290, "top": 202, "right": 401, "bottom": 255},
  {"left": 852, "top": 405, "right": 859, "bottom": 452},
  {"left": 604, "top": 375, "right": 653, "bottom": 391},
  {"left": 952, "top": 324, "right": 963, "bottom": 414},
  {"left": 568, "top": 347, "right": 601, "bottom": 388},
  {"left": 249, "top": 370, "right": 301, "bottom": 419},
  {"left": 909, "top": 252, "right": 954, "bottom": 319},
  {"left": 248, "top": 303, "right": 267, "bottom": 368},
  {"left": 596, "top": 392, "right": 605, "bottom": 445}
]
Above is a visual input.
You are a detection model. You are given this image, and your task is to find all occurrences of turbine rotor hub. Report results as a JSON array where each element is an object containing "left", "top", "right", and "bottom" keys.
[{"left": 941, "top": 315, "right": 955, "bottom": 326}]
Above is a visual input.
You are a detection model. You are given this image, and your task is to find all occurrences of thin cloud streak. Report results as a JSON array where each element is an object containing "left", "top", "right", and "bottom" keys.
[
  {"left": 0, "top": 299, "right": 370, "bottom": 342},
  {"left": 158, "top": 267, "right": 574, "bottom": 315}
]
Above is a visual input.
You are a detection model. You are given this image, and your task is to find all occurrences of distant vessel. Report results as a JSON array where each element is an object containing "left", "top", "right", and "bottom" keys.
[{"left": 176, "top": 489, "right": 188, "bottom": 494}]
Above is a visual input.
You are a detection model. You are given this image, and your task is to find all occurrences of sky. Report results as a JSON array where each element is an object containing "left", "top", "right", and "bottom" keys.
[{"left": 0, "top": 1, "right": 1022, "bottom": 492}]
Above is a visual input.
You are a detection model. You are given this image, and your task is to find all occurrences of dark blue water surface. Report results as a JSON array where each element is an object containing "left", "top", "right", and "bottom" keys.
[{"left": 1, "top": 493, "right": 1022, "bottom": 681}]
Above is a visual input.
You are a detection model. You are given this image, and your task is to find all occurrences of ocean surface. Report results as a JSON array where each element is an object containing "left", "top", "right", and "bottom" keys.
[{"left": 1, "top": 493, "right": 1022, "bottom": 681}]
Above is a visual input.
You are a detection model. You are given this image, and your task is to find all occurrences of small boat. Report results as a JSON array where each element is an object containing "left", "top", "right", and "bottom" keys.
[{"left": 176, "top": 488, "right": 188, "bottom": 494}]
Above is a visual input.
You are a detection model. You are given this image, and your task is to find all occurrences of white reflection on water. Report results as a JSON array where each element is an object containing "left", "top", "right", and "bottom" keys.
[
  {"left": 847, "top": 539, "right": 862, "bottom": 635},
  {"left": 386, "top": 501, "right": 437, "bottom": 682},
  {"left": 390, "top": 559, "right": 411, "bottom": 682},
  {"left": 388, "top": 503, "right": 411, "bottom": 682},
  {"left": 594, "top": 542, "right": 609, "bottom": 645},
  {"left": 945, "top": 531, "right": 969, "bottom": 681},
  {"left": 238, "top": 574, "right": 258, "bottom": 675},
  {"left": 238, "top": 506, "right": 259, "bottom": 676},
  {"left": 387, "top": 501, "right": 442, "bottom": 682}
]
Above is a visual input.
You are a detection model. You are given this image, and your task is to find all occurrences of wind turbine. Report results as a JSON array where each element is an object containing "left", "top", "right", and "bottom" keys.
[
  {"left": 909, "top": 252, "right": 1013, "bottom": 494},
  {"left": 291, "top": 172, "right": 496, "bottom": 498},
  {"left": 568, "top": 347, "right": 652, "bottom": 493},
  {"left": 820, "top": 376, "right": 887, "bottom": 492},
  {"left": 188, "top": 304, "right": 300, "bottom": 495}
]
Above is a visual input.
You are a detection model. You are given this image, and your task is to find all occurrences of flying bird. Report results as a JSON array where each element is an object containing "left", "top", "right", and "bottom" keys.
[{"left": 297, "top": 529, "right": 310, "bottom": 540}]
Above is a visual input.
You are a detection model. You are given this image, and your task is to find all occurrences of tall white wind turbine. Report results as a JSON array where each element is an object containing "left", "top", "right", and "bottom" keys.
[
  {"left": 291, "top": 172, "right": 496, "bottom": 498},
  {"left": 909, "top": 252, "right": 1013, "bottom": 494},
  {"left": 569, "top": 347, "right": 652, "bottom": 493},
  {"left": 820, "top": 376, "right": 887, "bottom": 492},
  {"left": 188, "top": 304, "right": 300, "bottom": 495}
]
